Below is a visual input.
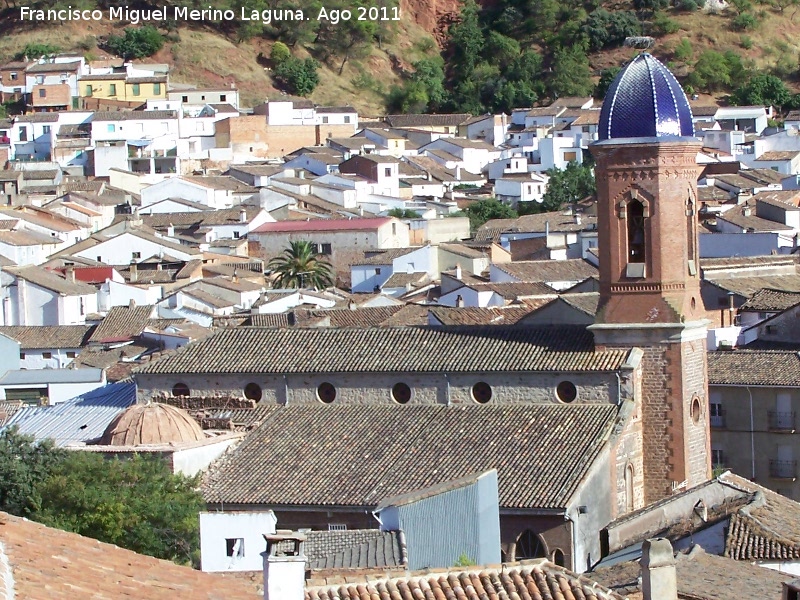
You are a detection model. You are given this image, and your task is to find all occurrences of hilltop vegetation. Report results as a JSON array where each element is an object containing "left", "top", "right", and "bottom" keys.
[{"left": 2, "top": 0, "right": 800, "bottom": 113}]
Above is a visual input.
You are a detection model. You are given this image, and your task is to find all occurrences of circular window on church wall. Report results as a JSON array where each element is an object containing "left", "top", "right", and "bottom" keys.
[
  {"left": 556, "top": 381, "right": 578, "bottom": 403},
  {"left": 244, "top": 382, "right": 262, "bottom": 402},
  {"left": 691, "top": 395, "right": 702, "bottom": 423},
  {"left": 172, "top": 382, "right": 190, "bottom": 397},
  {"left": 317, "top": 382, "right": 337, "bottom": 404},
  {"left": 472, "top": 382, "right": 493, "bottom": 404},
  {"left": 392, "top": 382, "right": 412, "bottom": 404}
]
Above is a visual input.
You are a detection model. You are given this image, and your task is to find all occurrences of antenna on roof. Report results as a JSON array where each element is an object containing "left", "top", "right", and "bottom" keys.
[{"left": 625, "top": 36, "right": 655, "bottom": 50}]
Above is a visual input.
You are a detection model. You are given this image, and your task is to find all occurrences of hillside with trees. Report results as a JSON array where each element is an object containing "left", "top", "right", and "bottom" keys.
[{"left": 2, "top": 0, "right": 800, "bottom": 113}]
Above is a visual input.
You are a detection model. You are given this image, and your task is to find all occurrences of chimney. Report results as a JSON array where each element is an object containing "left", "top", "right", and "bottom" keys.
[
  {"left": 456, "top": 165, "right": 462, "bottom": 181},
  {"left": 167, "top": 223, "right": 175, "bottom": 238},
  {"left": 456, "top": 294, "right": 465, "bottom": 308},
  {"left": 574, "top": 213, "right": 582, "bottom": 225},
  {"left": 65, "top": 264, "right": 75, "bottom": 283},
  {"left": 640, "top": 538, "right": 677, "bottom": 600},
  {"left": 233, "top": 268, "right": 239, "bottom": 283},
  {"left": 262, "top": 531, "right": 306, "bottom": 600},
  {"left": 128, "top": 298, "right": 136, "bottom": 310},
  {"left": 455, "top": 264, "right": 462, "bottom": 280},
  {"left": 298, "top": 171, "right": 305, "bottom": 179},
  {"left": 240, "top": 207, "right": 247, "bottom": 223},
  {"left": 743, "top": 206, "right": 752, "bottom": 217},
  {"left": 130, "top": 261, "right": 138, "bottom": 283}
]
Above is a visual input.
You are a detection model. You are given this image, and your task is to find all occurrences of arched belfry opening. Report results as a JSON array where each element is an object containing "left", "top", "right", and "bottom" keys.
[{"left": 627, "top": 199, "right": 646, "bottom": 265}]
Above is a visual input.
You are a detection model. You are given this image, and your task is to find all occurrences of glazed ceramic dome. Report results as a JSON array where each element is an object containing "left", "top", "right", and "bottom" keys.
[
  {"left": 598, "top": 53, "right": 694, "bottom": 141},
  {"left": 99, "top": 402, "right": 205, "bottom": 446}
]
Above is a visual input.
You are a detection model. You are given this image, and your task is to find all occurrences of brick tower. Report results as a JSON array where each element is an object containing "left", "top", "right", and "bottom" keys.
[{"left": 589, "top": 53, "right": 711, "bottom": 502}]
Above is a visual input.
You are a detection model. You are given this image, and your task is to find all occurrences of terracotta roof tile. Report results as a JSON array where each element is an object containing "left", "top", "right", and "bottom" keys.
[
  {"left": 307, "top": 563, "right": 624, "bottom": 600},
  {"left": 593, "top": 545, "right": 791, "bottom": 599},
  {"left": 708, "top": 350, "right": 800, "bottom": 386},
  {"left": 739, "top": 288, "right": 800, "bottom": 312},
  {"left": 385, "top": 114, "right": 472, "bottom": 128},
  {"left": 136, "top": 325, "right": 627, "bottom": 375},
  {"left": 492, "top": 259, "right": 599, "bottom": 283},
  {"left": 428, "top": 305, "right": 535, "bottom": 325},
  {"left": 202, "top": 404, "right": 618, "bottom": 509},
  {"left": 0, "top": 325, "right": 94, "bottom": 348},
  {"left": 0, "top": 511, "right": 261, "bottom": 599},
  {"left": 89, "top": 305, "right": 155, "bottom": 343}
]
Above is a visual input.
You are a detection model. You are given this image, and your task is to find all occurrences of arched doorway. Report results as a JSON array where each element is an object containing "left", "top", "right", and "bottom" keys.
[{"left": 515, "top": 529, "right": 547, "bottom": 560}]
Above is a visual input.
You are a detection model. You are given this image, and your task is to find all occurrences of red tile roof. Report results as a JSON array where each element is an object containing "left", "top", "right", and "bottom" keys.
[
  {"left": 252, "top": 218, "right": 393, "bottom": 233},
  {"left": 0, "top": 511, "right": 260, "bottom": 599}
]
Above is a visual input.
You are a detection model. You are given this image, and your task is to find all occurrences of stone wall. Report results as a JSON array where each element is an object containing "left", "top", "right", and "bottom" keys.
[{"left": 135, "top": 371, "right": 620, "bottom": 407}]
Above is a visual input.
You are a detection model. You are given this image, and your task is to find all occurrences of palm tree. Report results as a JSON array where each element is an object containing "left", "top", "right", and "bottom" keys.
[{"left": 267, "top": 240, "right": 335, "bottom": 289}]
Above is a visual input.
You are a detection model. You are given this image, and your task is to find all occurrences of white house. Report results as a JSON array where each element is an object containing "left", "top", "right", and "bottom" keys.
[
  {"left": 350, "top": 246, "right": 436, "bottom": 293},
  {"left": 199, "top": 511, "right": 277, "bottom": 573},
  {"left": 0, "top": 325, "right": 91, "bottom": 369},
  {"left": 72, "top": 229, "right": 202, "bottom": 265},
  {"left": 139, "top": 176, "right": 257, "bottom": 210},
  {"left": 2, "top": 265, "right": 97, "bottom": 326},
  {"left": 168, "top": 87, "right": 240, "bottom": 110},
  {"left": 532, "top": 136, "right": 582, "bottom": 172},
  {"left": 90, "top": 110, "right": 179, "bottom": 177},
  {"left": 420, "top": 138, "right": 501, "bottom": 175},
  {"left": 495, "top": 172, "right": 550, "bottom": 207}
]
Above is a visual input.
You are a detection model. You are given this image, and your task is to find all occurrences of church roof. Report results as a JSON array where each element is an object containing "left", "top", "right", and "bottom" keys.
[
  {"left": 202, "top": 403, "right": 618, "bottom": 509},
  {"left": 598, "top": 53, "right": 694, "bottom": 141},
  {"left": 134, "top": 325, "right": 629, "bottom": 375}
]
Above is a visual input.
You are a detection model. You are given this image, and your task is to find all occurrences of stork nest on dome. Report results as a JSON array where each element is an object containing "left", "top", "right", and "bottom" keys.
[{"left": 624, "top": 36, "right": 655, "bottom": 50}]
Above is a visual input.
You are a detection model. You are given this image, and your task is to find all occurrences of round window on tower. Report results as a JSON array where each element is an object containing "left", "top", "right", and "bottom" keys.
[{"left": 691, "top": 395, "right": 702, "bottom": 424}]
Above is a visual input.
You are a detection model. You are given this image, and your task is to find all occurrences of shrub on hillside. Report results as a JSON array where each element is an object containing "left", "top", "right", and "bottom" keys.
[
  {"left": 270, "top": 41, "right": 291, "bottom": 64},
  {"left": 273, "top": 57, "right": 320, "bottom": 96},
  {"left": 107, "top": 26, "right": 165, "bottom": 59}
]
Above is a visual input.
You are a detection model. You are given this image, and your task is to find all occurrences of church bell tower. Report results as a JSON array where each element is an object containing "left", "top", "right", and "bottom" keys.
[{"left": 589, "top": 53, "right": 711, "bottom": 502}]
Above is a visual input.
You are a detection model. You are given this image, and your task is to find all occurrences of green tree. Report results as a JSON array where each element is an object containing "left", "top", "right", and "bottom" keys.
[
  {"left": 448, "top": 0, "right": 485, "bottom": 80},
  {"left": 273, "top": 57, "right": 320, "bottom": 96},
  {"left": 268, "top": 240, "right": 335, "bottom": 289},
  {"left": 595, "top": 66, "right": 621, "bottom": 99},
  {"left": 548, "top": 47, "right": 593, "bottom": 98},
  {"left": 106, "top": 26, "right": 165, "bottom": 59},
  {"left": 634, "top": 0, "right": 669, "bottom": 10},
  {"left": 584, "top": 9, "right": 641, "bottom": 51},
  {"left": 36, "top": 453, "right": 203, "bottom": 565},
  {"left": 464, "top": 198, "right": 517, "bottom": 231},
  {"left": 388, "top": 208, "right": 421, "bottom": 218},
  {"left": 673, "top": 37, "right": 693, "bottom": 63},
  {"left": 541, "top": 161, "right": 596, "bottom": 211},
  {"left": 688, "top": 50, "right": 732, "bottom": 91},
  {"left": 733, "top": 73, "right": 791, "bottom": 108},
  {"left": 0, "top": 427, "right": 65, "bottom": 517},
  {"left": 15, "top": 43, "right": 60, "bottom": 60},
  {"left": 270, "top": 41, "right": 291, "bottom": 64}
]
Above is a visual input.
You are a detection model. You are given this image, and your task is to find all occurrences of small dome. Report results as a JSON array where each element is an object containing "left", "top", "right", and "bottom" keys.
[
  {"left": 100, "top": 402, "right": 205, "bottom": 446},
  {"left": 598, "top": 53, "right": 694, "bottom": 141}
]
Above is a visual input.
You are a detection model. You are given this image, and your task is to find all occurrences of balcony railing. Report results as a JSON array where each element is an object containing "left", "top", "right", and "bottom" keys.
[
  {"left": 769, "top": 411, "right": 796, "bottom": 432},
  {"left": 710, "top": 410, "right": 726, "bottom": 428},
  {"left": 769, "top": 460, "right": 797, "bottom": 480}
]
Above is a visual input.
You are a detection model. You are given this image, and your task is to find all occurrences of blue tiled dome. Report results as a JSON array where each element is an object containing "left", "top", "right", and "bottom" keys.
[{"left": 598, "top": 53, "right": 694, "bottom": 141}]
